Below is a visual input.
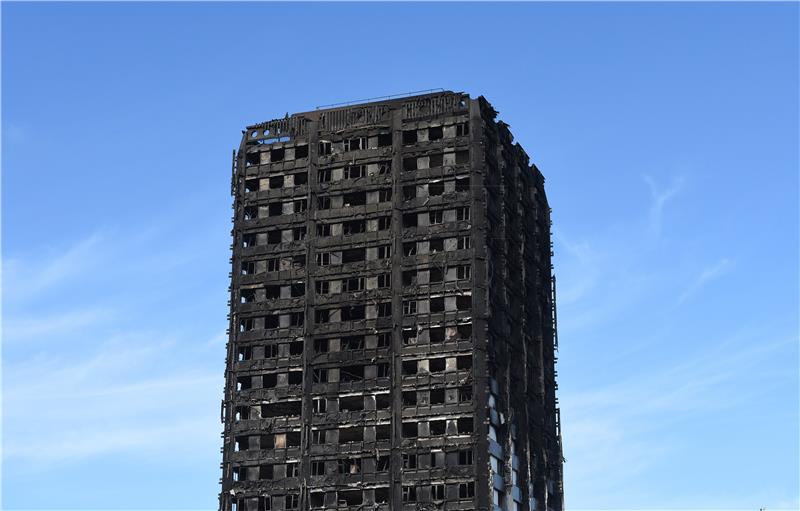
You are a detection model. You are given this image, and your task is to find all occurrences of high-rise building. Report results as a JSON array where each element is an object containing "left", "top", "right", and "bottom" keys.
[{"left": 220, "top": 91, "right": 563, "bottom": 511}]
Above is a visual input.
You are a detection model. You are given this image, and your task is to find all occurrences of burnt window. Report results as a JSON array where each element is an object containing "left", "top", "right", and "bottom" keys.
[
  {"left": 376, "top": 132, "right": 392, "bottom": 147},
  {"left": 344, "top": 165, "right": 365, "bottom": 180},
  {"left": 456, "top": 150, "right": 469, "bottom": 164},
  {"left": 430, "top": 388, "right": 445, "bottom": 404},
  {"left": 376, "top": 363, "right": 390, "bottom": 378},
  {"left": 457, "top": 295, "right": 471, "bottom": 311},
  {"left": 293, "top": 172, "right": 307, "bottom": 186},
  {"left": 240, "top": 288, "right": 256, "bottom": 303},
  {"left": 402, "top": 130, "right": 417, "bottom": 145},
  {"left": 270, "top": 147, "right": 285, "bottom": 162},
  {"left": 375, "top": 424, "right": 390, "bottom": 440},
  {"left": 402, "top": 157, "right": 417, "bottom": 172},
  {"left": 291, "top": 283, "right": 305, "bottom": 297},
  {"left": 342, "top": 305, "right": 364, "bottom": 321},
  {"left": 269, "top": 175, "right": 284, "bottom": 189},
  {"left": 430, "top": 297, "right": 445, "bottom": 313},
  {"left": 403, "top": 242, "right": 416, "bottom": 257},
  {"left": 339, "top": 395, "right": 365, "bottom": 412},
  {"left": 403, "top": 185, "right": 416, "bottom": 201},
  {"left": 313, "top": 368, "right": 328, "bottom": 383},
  {"left": 289, "top": 341, "right": 304, "bottom": 356},
  {"left": 267, "top": 230, "right": 281, "bottom": 244},
  {"left": 293, "top": 199, "right": 307, "bottom": 213},
  {"left": 289, "top": 312, "right": 304, "bottom": 327},
  {"left": 428, "top": 181, "right": 445, "bottom": 196},
  {"left": 288, "top": 371, "right": 302, "bottom": 385},
  {"left": 457, "top": 418, "right": 473, "bottom": 434},
  {"left": 344, "top": 137, "right": 367, "bottom": 152},
  {"left": 261, "top": 400, "right": 301, "bottom": 417},
  {"left": 429, "top": 357, "right": 446, "bottom": 372},
  {"left": 317, "top": 196, "right": 331, "bottom": 210},
  {"left": 242, "top": 233, "right": 257, "bottom": 248},
  {"left": 341, "top": 335, "right": 364, "bottom": 351},
  {"left": 377, "top": 302, "right": 392, "bottom": 317},
  {"left": 377, "top": 332, "right": 391, "bottom": 348},
  {"left": 243, "top": 206, "right": 258, "bottom": 220},
  {"left": 429, "top": 327, "right": 445, "bottom": 343},
  {"left": 314, "top": 338, "right": 329, "bottom": 353},
  {"left": 428, "top": 126, "right": 443, "bottom": 140},
  {"left": 376, "top": 245, "right": 391, "bottom": 259},
  {"left": 343, "top": 220, "right": 366, "bottom": 236},
  {"left": 294, "top": 145, "right": 309, "bottom": 159},
  {"left": 338, "top": 427, "right": 364, "bottom": 443},
  {"left": 429, "top": 267, "right": 443, "bottom": 283},
  {"left": 429, "top": 420, "right": 446, "bottom": 436},
  {"left": 262, "top": 373, "right": 277, "bottom": 388},
  {"left": 402, "top": 486, "right": 418, "bottom": 503},
  {"left": 430, "top": 238, "right": 444, "bottom": 253},
  {"left": 457, "top": 355, "right": 472, "bottom": 370},
  {"left": 245, "top": 178, "right": 260, "bottom": 193},
  {"left": 315, "top": 310, "right": 330, "bottom": 324},
  {"left": 377, "top": 217, "right": 391, "bottom": 230},
  {"left": 402, "top": 360, "right": 418, "bottom": 375},
  {"left": 379, "top": 189, "right": 392, "bottom": 202},
  {"left": 429, "top": 153, "right": 444, "bottom": 167},
  {"left": 343, "top": 191, "right": 366, "bottom": 207},
  {"left": 315, "top": 281, "right": 330, "bottom": 295},
  {"left": 403, "top": 213, "right": 418, "bottom": 228},
  {"left": 339, "top": 365, "right": 365, "bottom": 382},
  {"left": 376, "top": 393, "right": 391, "bottom": 408},
  {"left": 264, "top": 315, "right": 279, "bottom": 328},
  {"left": 402, "top": 391, "right": 417, "bottom": 407},
  {"left": 265, "top": 285, "right": 280, "bottom": 299},
  {"left": 402, "top": 423, "right": 418, "bottom": 439},
  {"left": 402, "top": 453, "right": 417, "bottom": 469},
  {"left": 456, "top": 177, "right": 470, "bottom": 192},
  {"left": 342, "top": 248, "right": 365, "bottom": 263}
]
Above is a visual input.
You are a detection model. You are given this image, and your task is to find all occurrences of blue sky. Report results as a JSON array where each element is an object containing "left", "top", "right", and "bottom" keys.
[{"left": 2, "top": 2, "right": 798, "bottom": 509}]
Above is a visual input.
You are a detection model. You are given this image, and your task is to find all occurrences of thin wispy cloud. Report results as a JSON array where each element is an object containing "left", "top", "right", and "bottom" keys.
[
  {"left": 678, "top": 257, "right": 734, "bottom": 304},
  {"left": 643, "top": 174, "right": 685, "bottom": 236}
]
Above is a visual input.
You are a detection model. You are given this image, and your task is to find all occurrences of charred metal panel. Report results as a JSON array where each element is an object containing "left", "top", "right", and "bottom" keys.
[{"left": 220, "top": 91, "right": 563, "bottom": 511}]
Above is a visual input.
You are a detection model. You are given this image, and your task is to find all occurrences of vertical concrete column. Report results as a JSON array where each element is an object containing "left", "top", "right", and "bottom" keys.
[
  {"left": 469, "top": 98, "right": 491, "bottom": 511},
  {"left": 300, "top": 120, "right": 320, "bottom": 509},
  {"left": 389, "top": 108, "right": 405, "bottom": 509}
]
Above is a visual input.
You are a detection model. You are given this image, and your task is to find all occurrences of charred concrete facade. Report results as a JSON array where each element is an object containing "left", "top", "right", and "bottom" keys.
[{"left": 220, "top": 92, "right": 563, "bottom": 511}]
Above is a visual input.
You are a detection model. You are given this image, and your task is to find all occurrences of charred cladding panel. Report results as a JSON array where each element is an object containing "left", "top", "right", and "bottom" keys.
[{"left": 220, "top": 92, "right": 563, "bottom": 511}]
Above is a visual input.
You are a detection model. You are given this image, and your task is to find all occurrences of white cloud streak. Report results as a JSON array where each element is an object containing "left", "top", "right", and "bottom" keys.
[{"left": 678, "top": 257, "right": 734, "bottom": 304}]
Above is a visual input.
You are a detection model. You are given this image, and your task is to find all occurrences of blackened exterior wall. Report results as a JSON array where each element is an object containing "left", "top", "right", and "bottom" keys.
[{"left": 220, "top": 92, "right": 563, "bottom": 511}]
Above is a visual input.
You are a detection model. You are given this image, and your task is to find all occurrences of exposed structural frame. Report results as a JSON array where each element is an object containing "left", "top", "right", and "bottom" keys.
[{"left": 219, "top": 91, "right": 564, "bottom": 511}]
